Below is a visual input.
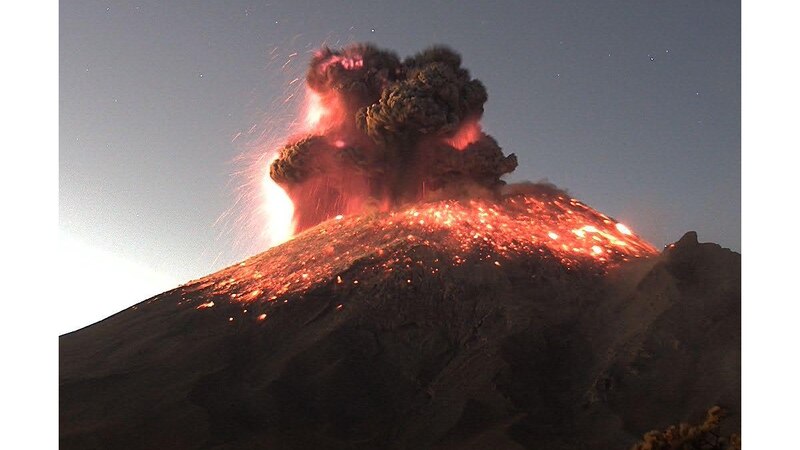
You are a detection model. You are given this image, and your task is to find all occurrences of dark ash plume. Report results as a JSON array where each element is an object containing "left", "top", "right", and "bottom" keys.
[{"left": 271, "top": 43, "right": 518, "bottom": 232}]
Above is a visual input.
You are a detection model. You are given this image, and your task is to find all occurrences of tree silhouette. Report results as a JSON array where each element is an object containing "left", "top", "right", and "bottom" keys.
[{"left": 631, "top": 406, "right": 740, "bottom": 450}]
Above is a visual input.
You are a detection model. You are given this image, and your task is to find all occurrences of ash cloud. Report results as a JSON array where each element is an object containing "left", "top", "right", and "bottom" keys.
[{"left": 270, "top": 43, "right": 518, "bottom": 232}]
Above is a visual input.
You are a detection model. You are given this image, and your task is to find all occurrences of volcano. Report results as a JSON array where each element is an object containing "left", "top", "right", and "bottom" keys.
[{"left": 59, "top": 191, "right": 740, "bottom": 450}]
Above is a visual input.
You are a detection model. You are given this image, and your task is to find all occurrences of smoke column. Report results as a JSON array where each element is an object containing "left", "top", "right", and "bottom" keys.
[{"left": 269, "top": 44, "right": 518, "bottom": 233}]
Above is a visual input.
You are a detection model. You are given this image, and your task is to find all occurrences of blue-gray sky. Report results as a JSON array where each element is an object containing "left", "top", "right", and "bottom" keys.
[{"left": 60, "top": 0, "right": 739, "bottom": 330}]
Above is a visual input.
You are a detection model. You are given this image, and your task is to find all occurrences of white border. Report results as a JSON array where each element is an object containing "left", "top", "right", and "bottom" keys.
[{"left": 1, "top": 1, "right": 59, "bottom": 448}]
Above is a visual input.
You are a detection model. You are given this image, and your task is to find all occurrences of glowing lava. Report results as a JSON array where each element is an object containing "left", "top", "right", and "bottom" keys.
[
  {"left": 250, "top": 45, "right": 647, "bottom": 262},
  {"left": 186, "top": 191, "right": 657, "bottom": 314}
]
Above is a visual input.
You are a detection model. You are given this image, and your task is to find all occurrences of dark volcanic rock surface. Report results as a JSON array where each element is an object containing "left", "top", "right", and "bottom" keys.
[{"left": 60, "top": 228, "right": 740, "bottom": 450}]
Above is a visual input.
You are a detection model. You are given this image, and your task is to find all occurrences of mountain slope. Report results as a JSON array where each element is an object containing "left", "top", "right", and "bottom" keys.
[{"left": 60, "top": 196, "right": 740, "bottom": 450}]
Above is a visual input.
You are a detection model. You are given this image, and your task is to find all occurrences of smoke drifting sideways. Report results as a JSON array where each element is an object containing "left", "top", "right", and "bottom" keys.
[{"left": 270, "top": 44, "right": 518, "bottom": 233}]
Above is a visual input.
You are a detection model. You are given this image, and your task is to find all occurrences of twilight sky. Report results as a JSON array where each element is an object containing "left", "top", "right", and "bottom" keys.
[{"left": 59, "top": 0, "right": 740, "bottom": 333}]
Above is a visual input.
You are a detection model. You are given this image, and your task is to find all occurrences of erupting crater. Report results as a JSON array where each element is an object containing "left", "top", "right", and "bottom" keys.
[{"left": 187, "top": 185, "right": 657, "bottom": 314}]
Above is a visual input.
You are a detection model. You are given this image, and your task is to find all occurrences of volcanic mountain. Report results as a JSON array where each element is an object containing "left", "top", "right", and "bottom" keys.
[{"left": 59, "top": 189, "right": 740, "bottom": 450}]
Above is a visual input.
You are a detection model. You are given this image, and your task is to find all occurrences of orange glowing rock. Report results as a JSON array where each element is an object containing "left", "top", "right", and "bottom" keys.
[{"left": 184, "top": 193, "right": 657, "bottom": 309}]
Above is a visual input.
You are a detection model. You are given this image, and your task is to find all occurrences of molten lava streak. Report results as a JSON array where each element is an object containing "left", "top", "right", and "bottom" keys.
[{"left": 187, "top": 192, "right": 657, "bottom": 312}]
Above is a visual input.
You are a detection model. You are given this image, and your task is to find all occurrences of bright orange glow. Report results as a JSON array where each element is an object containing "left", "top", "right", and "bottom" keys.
[
  {"left": 185, "top": 194, "right": 658, "bottom": 315},
  {"left": 443, "top": 121, "right": 482, "bottom": 150},
  {"left": 316, "top": 53, "right": 364, "bottom": 72},
  {"left": 616, "top": 223, "right": 632, "bottom": 235},
  {"left": 305, "top": 91, "right": 326, "bottom": 129},
  {"left": 302, "top": 88, "right": 346, "bottom": 133},
  {"left": 228, "top": 73, "right": 308, "bottom": 256},
  {"left": 260, "top": 155, "right": 296, "bottom": 246}
]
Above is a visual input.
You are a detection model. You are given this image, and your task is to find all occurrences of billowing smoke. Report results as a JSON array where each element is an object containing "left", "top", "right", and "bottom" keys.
[{"left": 270, "top": 43, "right": 518, "bottom": 232}]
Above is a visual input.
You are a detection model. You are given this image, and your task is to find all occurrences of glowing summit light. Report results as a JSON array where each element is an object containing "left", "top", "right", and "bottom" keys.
[
  {"left": 188, "top": 193, "right": 658, "bottom": 312},
  {"left": 616, "top": 223, "right": 633, "bottom": 235},
  {"left": 305, "top": 91, "right": 326, "bottom": 129},
  {"left": 260, "top": 156, "right": 295, "bottom": 247}
]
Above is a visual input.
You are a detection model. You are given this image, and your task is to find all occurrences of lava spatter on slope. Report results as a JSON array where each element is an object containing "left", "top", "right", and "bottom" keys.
[{"left": 169, "top": 189, "right": 656, "bottom": 322}]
